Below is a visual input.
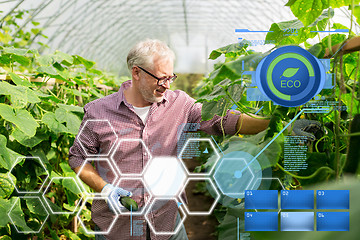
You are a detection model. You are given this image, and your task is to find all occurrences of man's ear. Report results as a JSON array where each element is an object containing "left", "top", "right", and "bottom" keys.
[{"left": 132, "top": 66, "right": 140, "bottom": 81}]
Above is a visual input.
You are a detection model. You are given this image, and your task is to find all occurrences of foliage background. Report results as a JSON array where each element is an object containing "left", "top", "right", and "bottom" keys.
[{"left": 0, "top": 0, "right": 360, "bottom": 239}]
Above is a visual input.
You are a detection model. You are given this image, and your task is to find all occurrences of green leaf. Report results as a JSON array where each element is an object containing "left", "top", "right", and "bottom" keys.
[
  {"left": 54, "top": 50, "right": 73, "bottom": 64},
  {"left": 355, "top": 5, "right": 360, "bottom": 26},
  {"left": 0, "top": 104, "right": 39, "bottom": 137},
  {"left": 37, "top": 55, "right": 53, "bottom": 66},
  {"left": 36, "top": 66, "right": 58, "bottom": 76},
  {"left": 0, "top": 81, "right": 40, "bottom": 107},
  {"left": 307, "top": 43, "right": 324, "bottom": 58},
  {"left": 285, "top": 0, "right": 297, "bottom": 6},
  {"left": 57, "top": 103, "right": 84, "bottom": 113},
  {"left": 9, "top": 72, "right": 33, "bottom": 87},
  {"left": 11, "top": 128, "right": 46, "bottom": 148},
  {"left": 0, "top": 198, "right": 14, "bottom": 227},
  {"left": 42, "top": 112, "right": 67, "bottom": 134},
  {"left": 12, "top": 54, "right": 31, "bottom": 66},
  {"left": 25, "top": 197, "right": 48, "bottom": 216},
  {"left": 6, "top": 197, "right": 32, "bottom": 232},
  {"left": 321, "top": 33, "right": 347, "bottom": 47},
  {"left": 281, "top": 68, "right": 299, "bottom": 78},
  {"left": 0, "top": 135, "right": 24, "bottom": 170},
  {"left": 63, "top": 178, "right": 82, "bottom": 195},
  {"left": 0, "top": 135, "right": 11, "bottom": 170},
  {"left": 289, "top": 0, "right": 329, "bottom": 27},
  {"left": 201, "top": 98, "right": 229, "bottom": 121},
  {"left": 0, "top": 172, "right": 15, "bottom": 198},
  {"left": 209, "top": 43, "right": 248, "bottom": 60},
  {"left": 2, "top": 47, "right": 29, "bottom": 56},
  {"left": 55, "top": 107, "right": 81, "bottom": 134},
  {"left": 266, "top": 9, "right": 333, "bottom": 45},
  {"left": 73, "top": 55, "right": 95, "bottom": 69},
  {"left": 0, "top": 32, "right": 12, "bottom": 44}
]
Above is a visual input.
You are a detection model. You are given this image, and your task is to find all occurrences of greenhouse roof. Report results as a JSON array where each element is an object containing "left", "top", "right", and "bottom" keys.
[{"left": 0, "top": 0, "right": 358, "bottom": 75}]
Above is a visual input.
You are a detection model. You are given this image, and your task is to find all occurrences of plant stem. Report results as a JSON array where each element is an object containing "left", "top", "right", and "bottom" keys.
[
  {"left": 349, "top": 51, "right": 360, "bottom": 117},
  {"left": 334, "top": 54, "right": 344, "bottom": 179},
  {"left": 349, "top": 0, "right": 355, "bottom": 39},
  {"left": 225, "top": 89, "right": 270, "bottom": 120},
  {"left": 340, "top": 132, "right": 360, "bottom": 137},
  {"left": 276, "top": 163, "right": 334, "bottom": 180}
]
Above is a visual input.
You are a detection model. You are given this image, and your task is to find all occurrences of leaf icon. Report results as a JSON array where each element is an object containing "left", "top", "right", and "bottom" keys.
[{"left": 281, "top": 68, "right": 299, "bottom": 78}]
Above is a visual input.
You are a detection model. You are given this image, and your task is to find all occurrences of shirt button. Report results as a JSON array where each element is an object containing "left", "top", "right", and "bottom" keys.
[{"left": 144, "top": 152, "right": 147, "bottom": 156}]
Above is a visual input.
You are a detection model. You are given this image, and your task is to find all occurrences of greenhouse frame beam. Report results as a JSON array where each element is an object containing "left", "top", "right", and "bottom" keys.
[
  {"left": 28, "top": 0, "right": 74, "bottom": 48},
  {"left": 182, "top": 0, "right": 189, "bottom": 45},
  {"left": 0, "top": 0, "right": 25, "bottom": 24},
  {"left": 59, "top": 0, "right": 132, "bottom": 52},
  {"left": 46, "top": 0, "right": 104, "bottom": 49},
  {"left": 10, "top": 0, "right": 54, "bottom": 44}
]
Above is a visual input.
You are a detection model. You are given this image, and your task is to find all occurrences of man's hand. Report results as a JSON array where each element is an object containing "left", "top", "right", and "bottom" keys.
[{"left": 101, "top": 184, "right": 132, "bottom": 214}]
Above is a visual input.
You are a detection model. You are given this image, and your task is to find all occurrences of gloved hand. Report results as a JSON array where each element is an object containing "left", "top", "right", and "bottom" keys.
[
  {"left": 101, "top": 184, "right": 132, "bottom": 214},
  {"left": 290, "top": 119, "right": 322, "bottom": 141}
]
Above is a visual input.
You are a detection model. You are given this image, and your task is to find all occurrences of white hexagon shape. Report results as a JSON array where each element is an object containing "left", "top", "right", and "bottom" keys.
[
  {"left": 8, "top": 196, "right": 49, "bottom": 234},
  {"left": 178, "top": 138, "right": 220, "bottom": 176},
  {"left": 143, "top": 156, "right": 187, "bottom": 197},
  {"left": 179, "top": 177, "right": 220, "bottom": 215},
  {"left": 77, "top": 196, "right": 119, "bottom": 235},
  {"left": 8, "top": 156, "right": 49, "bottom": 194},
  {"left": 213, "top": 158, "right": 255, "bottom": 199},
  {"left": 250, "top": 177, "right": 285, "bottom": 190},
  {"left": 145, "top": 197, "right": 187, "bottom": 235},
  {"left": 76, "top": 158, "right": 119, "bottom": 195},
  {"left": 42, "top": 177, "right": 83, "bottom": 214},
  {"left": 77, "top": 119, "right": 118, "bottom": 156},
  {"left": 115, "top": 177, "right": 152, "bottom": 216},
  {"left": 110, "top": 138, "right": 152, "bottom": 176},
  {"left": 249, "top": 177, "right": 285, "bottom": 214}
]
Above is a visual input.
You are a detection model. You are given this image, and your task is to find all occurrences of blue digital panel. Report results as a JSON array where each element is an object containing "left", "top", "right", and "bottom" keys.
[
  {"left": 317, "top": 212, "right": 349, "bottom": 231},
  {"left": 245, "top": 212, "right": 278, "bottom": 231},
  {"left": 245, "top": 190, "right": 278, "bottom": 209},
  {"left": 316, "top": 190, "right": 349, "bottom": 209},
  {"left": 281, "top": 190, "right": 314, "bottom": 209},
  {"left": 281, "top": 212, "right": 314, "bottom": 231}
]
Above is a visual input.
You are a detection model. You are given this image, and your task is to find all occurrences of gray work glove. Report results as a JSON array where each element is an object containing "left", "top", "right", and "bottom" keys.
[{"left": 289, "top": 119, "right": 322, "bottom": 141}]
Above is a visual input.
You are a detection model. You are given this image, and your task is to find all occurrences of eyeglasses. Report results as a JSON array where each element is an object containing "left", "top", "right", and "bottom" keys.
[{"left": 136, "top": 65, "right": 177, "bottom": 86}]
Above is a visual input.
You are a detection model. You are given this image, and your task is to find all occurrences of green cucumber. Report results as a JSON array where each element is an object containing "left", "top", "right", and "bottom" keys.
[{"left": 120, "top": 197, "right": 138, "bottom": 211}]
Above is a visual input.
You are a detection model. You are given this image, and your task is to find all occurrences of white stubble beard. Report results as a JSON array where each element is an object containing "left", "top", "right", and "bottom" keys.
[{"left": 138, "top": 77, "right": 163, "bottom": 103}]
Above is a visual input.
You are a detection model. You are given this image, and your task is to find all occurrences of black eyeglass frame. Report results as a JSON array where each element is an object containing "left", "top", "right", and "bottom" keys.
[{"left": 136, "top": 65, "right": 177, "bottom": 86}]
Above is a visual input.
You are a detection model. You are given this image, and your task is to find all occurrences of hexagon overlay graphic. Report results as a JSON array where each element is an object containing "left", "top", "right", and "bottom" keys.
[
  {"left": 115, "top": 177, "right": 152, "bottom": 216},
  {"left": 8, "top": 156, "right": 49, "bottom": 194},
  {"left": 143, "top": 156, "right": 187, "bottom": 197},
  {"left": 77, "top": 196, "right": 119, "bottom": 235},
  {"left": 213, "top": 158, "right": 255, "bottom": 199},
  {"left": 178, "top": 138, "right": 220, "bottom": 176},
  {"left": 76, "top": 158, "right": 119, "bottom": 195},
  {"left": 77, "top": 119, "right": 118, "bottom": 156},
  {"left": 42, "top": 177, "right": 83, "bottom": 214},
  {"left": 145, "top": 197, "right": 187, "bottom": 235},
  {"left": 179, "top": 177, "right": 220, "bottom": 215},
  {"left": 111, "top": 138, "right": 152, "bottom": 176},
  {"left": 8, "top": 196, "right": 49, "bottom": 234}
]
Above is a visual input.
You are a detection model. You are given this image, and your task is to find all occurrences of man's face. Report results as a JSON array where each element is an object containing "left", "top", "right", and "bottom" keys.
[{"left": 138, "top": 56, "right": 174, "bottom": 104}]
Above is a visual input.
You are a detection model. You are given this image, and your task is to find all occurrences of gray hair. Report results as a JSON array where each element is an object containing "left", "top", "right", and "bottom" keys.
[{"left": 127, "top": 39, "right": 175, "bottom": 71}]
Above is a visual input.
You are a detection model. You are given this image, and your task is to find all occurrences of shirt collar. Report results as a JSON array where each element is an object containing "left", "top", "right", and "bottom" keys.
[{"left": 117, "top": 80, "right": 168, "bottom": 109}]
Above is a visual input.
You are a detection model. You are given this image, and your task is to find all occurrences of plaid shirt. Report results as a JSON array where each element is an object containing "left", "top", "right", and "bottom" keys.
[{"left": 69, "top": 80, "right": 240, "bottom": 240}]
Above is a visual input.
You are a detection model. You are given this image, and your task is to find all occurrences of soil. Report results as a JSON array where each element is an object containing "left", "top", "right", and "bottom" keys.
[{"left": 183, "top": 161, "right": 218, "bottom": 240}]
